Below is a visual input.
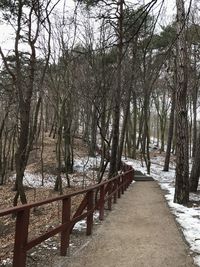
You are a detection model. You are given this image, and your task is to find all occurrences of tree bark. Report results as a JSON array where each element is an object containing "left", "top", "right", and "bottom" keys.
[
  {"left": 192, "top": 86, "right": 198, "bottom": 157},
  {"left": 190, "top": 130, "right": 200, "bottom": 192},
  {"left": 132, "top": 90, "right": 137, "bottom": 159},
  {"left": 142, "top": 91, "right": 151, "bottom": 174},
  {"left": 109, "top": 0, "right": 123, "bottom": 178},
  {"left": 89, "top": 104, "right": 97, "bottom": 157},
  {"left": 174, "top": 0, "right": 189, "bottom": 205},
  {"left": 117, "top": 87, "right": 131, "bottom": 169},
  {"left": 163, "top": 88, "right": 175, "bottom": 171}
]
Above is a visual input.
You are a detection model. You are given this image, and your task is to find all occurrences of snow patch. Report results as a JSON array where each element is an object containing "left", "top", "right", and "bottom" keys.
[
  {"left": 73, "top": 156, "right": 101, "bottom": 172},
  {"left": 194, "top": 255, "right": 200, "bottom": 266},
  {"left": 74, "top": 211, "right": 100, "bottom": 231},
  {"left": 9, "top": 156, "right": 103, "bottom": 189}
]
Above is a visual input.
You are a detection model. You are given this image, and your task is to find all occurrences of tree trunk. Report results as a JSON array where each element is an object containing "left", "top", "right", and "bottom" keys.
[
  {"left": 117, "top": 86, "right": 131, "bottom": 169},
  {"left": 190, "top": 130, "right": 200, "bottom": 192},
  {"left": 63, "top": 104, "right": 72, "bottom": 187},
  {"left": 136, "top": 106, "right": 144, "bottom": 150},
  {"left": 163, "top": 89, "right": 175, "bottom": 171},
  {"left": 174, "top": 0, "right": 189, "bottom": 205},
  {"left": 132, "top": 91, "right": 137, "bottom": 159},
  {"left": 89, "top": 104, "right": 97, "bottom": 157},
  {"left": 141, "top": 91, "right": 151, "bottom": 174},
  {"left": 192, "top": 87, "right": 198, "bottom": 157},
  {"left": 54, "top": 123, "right": 63, "bottom": 194},
  {"left": 14, "top": 102, "right": 31, "bottom": 205},
  {"left": 109, "top": 0, "right": 123, "bottom": 178},
  {"left": 156, "top": 114, "right": 160, "bottom": 147}
]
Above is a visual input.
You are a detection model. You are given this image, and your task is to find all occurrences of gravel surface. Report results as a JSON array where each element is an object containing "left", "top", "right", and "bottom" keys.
[{"left": 55, "top": 182, "right": 196, "bottom": 267}]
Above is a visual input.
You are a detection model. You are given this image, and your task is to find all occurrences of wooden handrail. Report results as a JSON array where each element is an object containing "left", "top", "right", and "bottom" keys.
[
  {"left": 0, "top": 170, "right": 131, "bottom": 216},
  {"left": 0, "top": 165, "right": 134, "bottom": 267}
]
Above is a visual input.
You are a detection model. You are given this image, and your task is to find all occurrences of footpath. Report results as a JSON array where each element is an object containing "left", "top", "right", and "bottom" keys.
[{"left": 57, "top": 181, "right": 196, "bottom": 267}]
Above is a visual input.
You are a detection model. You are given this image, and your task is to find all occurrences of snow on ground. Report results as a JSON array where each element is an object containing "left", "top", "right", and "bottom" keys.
[
  {"left": 11, "top": 172, "right": 63, "bottom": 188},
  {"left": 73, "top": 211, "right": 100, "bottom": 231},
  {"left": 73, "top": 156, "right": 101, "bottom": 173},
  {"left": 124, "top": 156, "right": 200, "bottom": 266},
  {"left": 10, "top": 156, "right": 102, "bottom": 188}
]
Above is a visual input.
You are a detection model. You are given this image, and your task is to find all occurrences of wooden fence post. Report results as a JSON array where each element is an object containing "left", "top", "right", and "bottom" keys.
[
  {"left": 13, "top": 209, "right": 30, "bottom": 267},
  {"left": 86, "top": 190, "right": 94, "bottom": 235},
  {"left": 108, "top": 182, "right": 112, "bottom": 210},
  {"left": 128, "top": 172, "right": 131, "bottom": 186},
  {"left": 99, "top": 185, "right": 105, "bottom": 220},
  {"left": 60, "top": 197, "right": 71, "bottom": 256},
  {"left": 113, "top": 180, "right": 117, "bottom": 204},
  {"left": 126, "top": 174, "right": 129, "bottom": 190},
  {"left": 131, "top": 169, "right": 134, "bottom": 183},
  {"left": 121, "top": 175, "right": 124, "bottom": 194},
  {"left": 118, "top": 176, "right": 121, "bottom": 199}
]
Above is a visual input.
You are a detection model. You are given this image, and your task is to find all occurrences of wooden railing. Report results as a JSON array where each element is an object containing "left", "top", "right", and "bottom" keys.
[{"left": 0, "top": 165, "right": 134, "bottom": 267}]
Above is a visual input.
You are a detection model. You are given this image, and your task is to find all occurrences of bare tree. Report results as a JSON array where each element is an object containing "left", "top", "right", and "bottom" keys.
[{"left": 0, "top": 0, "right": 54, "bottom": 205}]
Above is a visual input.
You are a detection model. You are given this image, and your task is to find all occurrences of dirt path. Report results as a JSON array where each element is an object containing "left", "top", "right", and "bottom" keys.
[{"left": 57, "top": 182, "right": 196, "bottom": 267}]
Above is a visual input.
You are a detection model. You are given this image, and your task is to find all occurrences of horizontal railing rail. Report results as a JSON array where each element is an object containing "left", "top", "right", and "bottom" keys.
[{"left": 0, "top": 164, "right": 134, "bottom": 267}]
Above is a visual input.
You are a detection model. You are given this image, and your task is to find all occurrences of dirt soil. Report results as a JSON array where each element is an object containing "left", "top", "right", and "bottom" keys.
[{"left": 56, "top": 182, "right": 196, "bottom": 267}]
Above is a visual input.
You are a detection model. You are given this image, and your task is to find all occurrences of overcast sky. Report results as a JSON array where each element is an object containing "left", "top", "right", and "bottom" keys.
[{"left": 0, "top": 0, "right": 192, "bottom": 54}]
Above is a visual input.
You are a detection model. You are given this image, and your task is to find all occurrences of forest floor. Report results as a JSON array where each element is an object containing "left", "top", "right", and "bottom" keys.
[
  {"left": 0, "top": 136, "right": 200, "bottom": 266},
  {"left": 0, "top": 135, "right": 104, "bottom": 266}
]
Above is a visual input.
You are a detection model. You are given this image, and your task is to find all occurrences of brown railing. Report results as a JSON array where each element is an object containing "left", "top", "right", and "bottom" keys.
[{"left": 0, "top": 165, "right": 134, "bottom": 267}]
